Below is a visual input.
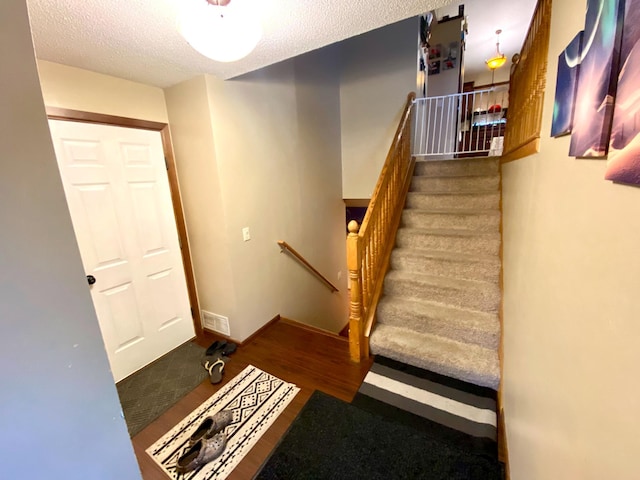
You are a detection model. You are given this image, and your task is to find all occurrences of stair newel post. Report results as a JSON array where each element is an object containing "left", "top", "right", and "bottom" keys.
[{"left": 347, "top": 220, "right": 365, "bottom": 362}]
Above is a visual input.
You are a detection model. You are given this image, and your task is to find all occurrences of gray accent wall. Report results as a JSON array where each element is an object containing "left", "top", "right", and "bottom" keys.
[{"left": 0, "top": 1, "right": 141, "bottom": 477}]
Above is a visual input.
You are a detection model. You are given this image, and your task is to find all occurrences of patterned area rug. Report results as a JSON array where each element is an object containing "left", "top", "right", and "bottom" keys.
[
  {"left": 147, "top": 365, "right": 299, "bottom": 479},
  {"left": 352, "top": 356, "right": 498, "bottom": 457},
  {"left": 117, "top": 341, "right": 207, "bottom": 437}
]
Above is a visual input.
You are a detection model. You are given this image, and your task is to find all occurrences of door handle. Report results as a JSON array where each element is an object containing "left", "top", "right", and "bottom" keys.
[{"left": 87, "top": 275, "right": 96, "bottom": 285}]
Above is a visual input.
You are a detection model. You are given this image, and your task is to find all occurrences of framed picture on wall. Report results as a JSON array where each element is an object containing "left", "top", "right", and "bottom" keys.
[
  {"left": 428, "top": 60, "right": 441, "bottom": 76},
  {"left": 551, "top": 31, "right": 583, "bottom": 137},
  {"left": 605, "top": 0, "right": 640, "bottom": 186},
  {"left": 429, "top": 44, "right": 442, "bottom": 60},
  {"left": 569, "top": 0, "right": 625, "bottom": 157}
]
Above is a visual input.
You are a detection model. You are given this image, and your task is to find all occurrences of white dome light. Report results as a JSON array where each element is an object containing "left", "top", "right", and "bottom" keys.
[{"left": 179, "top": 0, "right": 262, "bottom": 63}]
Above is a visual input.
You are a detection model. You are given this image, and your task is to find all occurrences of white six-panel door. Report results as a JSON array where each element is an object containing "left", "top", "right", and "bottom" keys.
[{"left": 49, "top": 120, "right": 195, "bottom": 382}]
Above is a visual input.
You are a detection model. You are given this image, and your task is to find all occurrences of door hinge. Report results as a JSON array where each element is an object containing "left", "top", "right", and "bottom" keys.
[
  {"left": 164, "top": 156, "right": 169, "bottom": 170},
  {"left": 190, "top": 307, "right": 195, "bottom": 319}
]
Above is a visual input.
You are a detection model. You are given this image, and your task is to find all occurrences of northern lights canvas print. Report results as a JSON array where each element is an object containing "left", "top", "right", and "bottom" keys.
[
  {"left": 551, "top": 32, "right": 584, "bottom": 137},
  {"left": 568, "top": 0, "right": 625, "bottom": 157},
  {"left": 605, "top": 0, "right": 640, "bottom": 186}
]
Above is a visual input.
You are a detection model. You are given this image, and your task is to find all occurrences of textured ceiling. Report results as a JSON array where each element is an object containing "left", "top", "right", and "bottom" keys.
[{"left": 27, "top": 0, "right": 536, "bottom": 89}]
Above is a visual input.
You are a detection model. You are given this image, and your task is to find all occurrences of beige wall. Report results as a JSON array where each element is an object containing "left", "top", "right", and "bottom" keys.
[
  {"left": 37, "top": 60, "right": 168, "bottom": 122},
  {"left": 0, "top": 1, "right": 139, "bottom": 477},
  {"left": 340, "top": 17, "right": 419, "bottom": 200},
  {"left": 164, "top": 76, "right": 238, "bottom": 328},
  {"left": 502, "top": 0, "right": 640, "bottom": 478},
  {"left": 166, "top": 48, "right": 348, "bottom": 341}
]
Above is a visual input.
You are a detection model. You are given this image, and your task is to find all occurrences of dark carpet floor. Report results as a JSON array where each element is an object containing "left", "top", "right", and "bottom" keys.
[
  {"left": 352, "top": 356, "right": 498, "bottom": 458},
  {"left": 116, "top": 341, "right": 206, "bottom": 437},
  {"left": 255, "top": 390, "right": 502, "bottom": 480}
]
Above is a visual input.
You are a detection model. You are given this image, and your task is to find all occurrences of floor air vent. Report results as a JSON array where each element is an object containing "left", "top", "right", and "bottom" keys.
[{"left": 202, "top": 310, "right": 230, "bottom": 336}]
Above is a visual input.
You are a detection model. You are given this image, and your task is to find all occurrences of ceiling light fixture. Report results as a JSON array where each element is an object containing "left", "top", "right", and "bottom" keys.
[
  {"left": 179, "top": 0, "right": 262, "bottom": 63},
  {"left": 486, "top": 29, "right": 507, "bottom": 70}
]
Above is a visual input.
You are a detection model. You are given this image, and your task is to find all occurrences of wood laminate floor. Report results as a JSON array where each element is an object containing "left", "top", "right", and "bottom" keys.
[{"left": 131, "top": 318, "right": 373, "bottom": 479}]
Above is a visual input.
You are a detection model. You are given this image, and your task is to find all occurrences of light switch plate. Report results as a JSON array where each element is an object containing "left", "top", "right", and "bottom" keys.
[{"left": 242, "top": 227, "right": 251, "bottom": 241}]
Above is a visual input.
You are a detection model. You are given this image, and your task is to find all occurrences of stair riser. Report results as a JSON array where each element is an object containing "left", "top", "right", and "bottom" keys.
[
  {"left": 411, "top": 175, "right": 499, "bottom": 193},
  {"left": 373, "top": 347, "right": 499, "bottom": 389},
  {"left": 396, "top": 231, "right": 501, "bottom": 256},
  {"left": 405, "top": 192, "right": 500, "bottom": 210},
  {"left": 414, "top": 159, "right": 499, "bottom": 177},
  {"left": 402, "top": 211, "right": 500, "bottom": 231},
  {"left": 390, "top": 254, "right": 500, "bottom": 282},
  {"left": 384, "top": 278, "right": 500, "bottom": 313},
  {"left": 369, "top": 336, "right": 499, "bottom": 389},
  {"left": 376, "top": 306, "right": 499, "bottom": 350}
]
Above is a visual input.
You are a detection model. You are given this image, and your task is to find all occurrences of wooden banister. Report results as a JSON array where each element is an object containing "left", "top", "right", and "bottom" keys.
[
  {"left": 277, "top": 241, "right": 339, "bottom": 293},
  {"left": 501, "top": 0, "right": 552, "bottom": 163},
  {"left": 347, "top": 92, "right": 417, "bottom": 362}
]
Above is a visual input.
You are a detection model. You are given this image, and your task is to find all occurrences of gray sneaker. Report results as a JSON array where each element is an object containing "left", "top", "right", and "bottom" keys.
[
  {"left": 188, "top": 410, "right": 233, "bottom": 445},
  {"left": 176, "top": 432, "right": 227, "bottom": 474}
]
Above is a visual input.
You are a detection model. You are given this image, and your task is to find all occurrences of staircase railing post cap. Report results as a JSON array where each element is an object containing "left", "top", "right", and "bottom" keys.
[{"left": 348, "top": 220, "right": 360, "bottom": 234}]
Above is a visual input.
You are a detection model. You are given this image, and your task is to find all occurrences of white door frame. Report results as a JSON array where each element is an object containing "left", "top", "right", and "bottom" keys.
[{"left": 47, "top": 107, "right": 203, "bottom": 341}]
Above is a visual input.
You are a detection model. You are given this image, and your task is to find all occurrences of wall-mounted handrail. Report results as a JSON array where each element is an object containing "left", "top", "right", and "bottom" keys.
[{"left": 277, "top": 240, "right": 339, "bottom": 293}]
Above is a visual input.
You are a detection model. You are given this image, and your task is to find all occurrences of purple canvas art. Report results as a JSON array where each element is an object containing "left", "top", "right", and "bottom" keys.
[
  {"left": 551, "top": 32, "right": 584, "bottom": 137},
  {"left": 569, "top": 0, "right": 625, "bottom": 157},
  {"left": 605, "top": 0, "right": 640, "bottom": 186}
]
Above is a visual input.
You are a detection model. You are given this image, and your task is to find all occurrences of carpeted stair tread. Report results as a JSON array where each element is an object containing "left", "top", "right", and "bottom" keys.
[
  {"left": 401, "top": 209, "right": 500, "bottom": 231},
  {"left": 411, "top": 175, "right": 499, "bottom": 194},
  {"left": 376, "top": 296, "right": 499, "bottom": 349},
  {"left": 414, "top": 158, "right": 499, "bottom": 178},
  {"left": 383, "top": 270, "right": 500, "bottom": 313},
  {"left": 389, "top": 248, "right": 501, "bottom": 282},
  {"left": 372, "top": 158, "right": 502, "bottom": 391},
  {"left": 395, "top": 227, "right": 501, "bottom": 256},
  {"left": 369, "top": 323, "right": 500, "bottom": 389},
  {"left": 405, "top": 191, "right": 500, "bottom": 210}
]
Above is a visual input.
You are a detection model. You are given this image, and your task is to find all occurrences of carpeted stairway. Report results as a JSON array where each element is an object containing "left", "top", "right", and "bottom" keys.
[{"left": 369, "top": 157, "right": 501, "bottom": 390}]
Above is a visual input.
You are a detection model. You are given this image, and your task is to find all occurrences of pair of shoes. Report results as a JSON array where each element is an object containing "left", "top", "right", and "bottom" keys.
[
  {"left": 176, "top": 433, "right": 227, "bottom": 474},
  {"left": 201, "top": 340, "right": 237, "bottom": 384},
  {"left": 187, "top": 410, "right": 233, "bottom": 445},
  {"left": 176, "top": 410, "right": 233, "bottom": 474},
  {"left": 205, "top": 340, "right": 237, "bottom": 357}
]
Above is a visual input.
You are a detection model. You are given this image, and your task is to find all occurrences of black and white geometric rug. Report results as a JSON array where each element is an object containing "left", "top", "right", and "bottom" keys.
[
  {"left": 352, "top": 356, "right": 499, "bottom": 457},
  {"left": 147, "top": 365, "right": 299, "bottom": 479}
]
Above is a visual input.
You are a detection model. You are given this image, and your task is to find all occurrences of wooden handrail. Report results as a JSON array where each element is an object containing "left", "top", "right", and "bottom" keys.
[
  {"left": 502, "top": 0, "right": 552, "bottom": 163},
  {"left": 347, "top": 92, "right": 416, "bottom": 362},
  {"left": 277, "top": 241, "right": 339, "bottom": 293}
]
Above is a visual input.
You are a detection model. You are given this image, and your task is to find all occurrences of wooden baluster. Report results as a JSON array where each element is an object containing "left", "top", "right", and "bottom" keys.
[
  {"left": 347, "top": 220, "right": 364, "bottom": 361},
  {"left": 362, "top": 241, "right": 369, "bottom": 306}
]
